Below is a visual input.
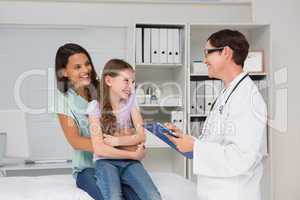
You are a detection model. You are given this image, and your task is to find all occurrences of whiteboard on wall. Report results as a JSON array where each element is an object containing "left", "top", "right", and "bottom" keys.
[{"left": 0, "top": 25, "right": 128, "bottom": 160}]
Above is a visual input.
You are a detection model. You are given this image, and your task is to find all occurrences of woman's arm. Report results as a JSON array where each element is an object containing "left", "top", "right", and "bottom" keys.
[
  {"left": 89, "top": 115, "right": 144, "bottom": 159},
  {"left": 57, "top": 114, "right": 94, "bottom": 152},
  {"left": 108, "top": 105, "right": 145, "bottom": 147},
  {"left": 57, "top": 113, "right": 143, "bottom": 159}
]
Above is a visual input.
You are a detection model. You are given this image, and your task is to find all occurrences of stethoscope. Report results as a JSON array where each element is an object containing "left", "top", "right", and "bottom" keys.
[{"left": 210, "top": 73, "right": 249, "bottom": 115}]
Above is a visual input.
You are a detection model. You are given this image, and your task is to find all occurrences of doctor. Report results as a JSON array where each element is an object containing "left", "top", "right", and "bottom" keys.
[{"left": 165, "top": 29, "right": 267, "bottom": 200}]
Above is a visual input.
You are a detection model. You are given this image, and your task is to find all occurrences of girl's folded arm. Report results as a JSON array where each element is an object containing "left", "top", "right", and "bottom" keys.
[
  {"left": 89, "top": 115, "right": 136, "bottom": 159},
  {"left": 116, "top": 105, "right": 146, "bottom": 146}
]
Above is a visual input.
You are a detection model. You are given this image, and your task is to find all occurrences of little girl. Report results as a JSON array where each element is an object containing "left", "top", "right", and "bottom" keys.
[{"left": 87, "top": 59, "right": 162, "bottom": 200}]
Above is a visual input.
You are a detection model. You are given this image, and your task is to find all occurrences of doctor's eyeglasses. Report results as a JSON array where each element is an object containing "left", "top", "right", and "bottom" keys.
[{"left": 203, "top": 47, "right": 225, "bottom": 58}]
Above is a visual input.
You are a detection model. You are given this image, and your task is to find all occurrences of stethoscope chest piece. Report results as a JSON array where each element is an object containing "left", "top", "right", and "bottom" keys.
[
  {"left": 218, "top": 105, "right": 224, "bottom": 115},
  {"left": 210, "top": 73, "right": 249, "bottom": 116}
]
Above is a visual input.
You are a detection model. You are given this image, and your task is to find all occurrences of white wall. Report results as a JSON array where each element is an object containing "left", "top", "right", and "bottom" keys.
[
  {"left": 0, "top": 26, "right": 129, "bottom": 159},
  {"left": 0, "top": 1, "right": 251, "bottom": 26},
  {"left": 253, "top": 1, "right": 300, "bottom": 200},
  {"left": 0, "top": 0, "right": 253, "bottom": 159}
]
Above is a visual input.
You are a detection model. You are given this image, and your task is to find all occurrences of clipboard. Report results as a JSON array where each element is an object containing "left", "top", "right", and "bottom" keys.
[{"left": 144, "top": 122, "right": 193, "bottom": 159}]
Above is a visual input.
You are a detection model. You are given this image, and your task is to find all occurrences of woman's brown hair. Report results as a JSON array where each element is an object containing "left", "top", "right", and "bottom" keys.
[
  {"left": 99, "top": 59, "right": 134, "bottom": 135},
  {"left": 55, "top": 43, "right": 98, "bottom": 97}
]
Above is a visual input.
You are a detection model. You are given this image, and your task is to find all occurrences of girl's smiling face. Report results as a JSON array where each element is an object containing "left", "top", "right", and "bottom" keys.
[{"left": 105, "top": 69, "right": 135, "bottom": 100}]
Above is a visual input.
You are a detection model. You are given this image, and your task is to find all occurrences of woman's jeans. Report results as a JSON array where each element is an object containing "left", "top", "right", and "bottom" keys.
[
  {"left": 95, "top": 159, "right": 162, "bottom": 200},
  {"left": 76, "top": 168, "right": 141, "bottom": 200}
]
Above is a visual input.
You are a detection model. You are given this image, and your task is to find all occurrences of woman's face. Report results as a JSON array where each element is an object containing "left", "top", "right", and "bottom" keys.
[
  {"left": 106, "top": 69, "right": 135, "bottom": 100},
  {"left": 63, "top": 53, "right": 92, "bottom": 89}
]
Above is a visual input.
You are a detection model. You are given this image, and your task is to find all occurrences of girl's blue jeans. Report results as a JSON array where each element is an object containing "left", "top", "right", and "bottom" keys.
[
  {"left": 76, "top": 167, "right": 141, "bottom": 200},
  {"left": 95, "top": 159, "right": 162, "bottom": 200}
]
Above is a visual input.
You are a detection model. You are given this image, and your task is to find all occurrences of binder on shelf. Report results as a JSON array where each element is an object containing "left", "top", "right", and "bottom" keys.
[
  {"left": 177, "top": 111, "right": 184, "bottom": 131},
  {"left": 167, "top": 29, "right": 174, "bottom": 63},
  {"left": 171, "top": 111, "right": 177, "bottom": 125},
  {"left": 143, "top": 28, "right": 151, "bottom": 64},
  {"left": 159, "top": 28, "right": 168, "bottom": 63},
  {"left": 190, "top": 81, "right": 197, "bottom": 114},
  {"left": 173, "top": 29, "right": 181, "bottom": 64},
  {"left": 204, "top": 80, "right": 214, "bottom": 114},
  {"left": 196, "top": 80, "right": 205, "bottom": 114},
  {"left": 151, "top": 28, "right": 160, "bottom": 63},
  {"left": 171, "top": 111, "right": 184, "bottom": 131},
  {"left": 144, "top": 122, "right": 193, "bottom": 159},
  {"left": 135, "top": 28, "right": 142, "bottom": 64}
]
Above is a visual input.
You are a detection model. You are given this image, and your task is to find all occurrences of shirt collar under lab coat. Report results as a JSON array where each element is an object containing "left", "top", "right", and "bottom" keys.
[
  {"left": 221, "top": 71, "right": 248, "bottom": 97},
  {"left": 226, "top": 71, "right": 247, "bottom": 89}
]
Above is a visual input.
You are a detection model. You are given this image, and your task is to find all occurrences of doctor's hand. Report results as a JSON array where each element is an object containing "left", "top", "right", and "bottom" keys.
[
  {"left": 164, "top": 122, "right": 195, "bottom": 153},
  {"left": 164, "top": 122, "right": 184, "bottom": 137}
]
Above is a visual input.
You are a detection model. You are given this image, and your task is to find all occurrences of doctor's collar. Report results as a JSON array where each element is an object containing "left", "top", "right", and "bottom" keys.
[
  {"left": 226, "top": 71, "right": 247, "bottom": 89},
  {"left": 210, "top": 72, "right": 249, "bottom": 114}
]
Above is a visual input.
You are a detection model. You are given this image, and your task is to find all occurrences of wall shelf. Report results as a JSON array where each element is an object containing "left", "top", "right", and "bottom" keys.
[
  {"left": 134, "top": 22, "right": 187, "bottom": 177},
  {"left": 190, "top": 72, "right": 267, "bottom": 77},
  {"left": 139, "top": 104, "right": 182, "bottom": 108},
  {"left": 135, "top": 63, "right": 183, "bottom": 69},
  {"left": 12, "top": 0, "right": 251, "bottom": 5},
  {"left": 0, "top": 162, "right": 72, "bottom": 177},
  {"left": 189, "top": 114, "right": 207, "bottom": 118},
  {"left": 187, "top": 23, "right": 270, "bottom": 184}
]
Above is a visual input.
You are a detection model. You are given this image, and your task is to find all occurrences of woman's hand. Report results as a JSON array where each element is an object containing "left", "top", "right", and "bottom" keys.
[
  {"left": 130, "top": 143, "right": 146, "bottom": 160},
  {"left": 103, "top": 134, "right": 120, "bottom": 147}
]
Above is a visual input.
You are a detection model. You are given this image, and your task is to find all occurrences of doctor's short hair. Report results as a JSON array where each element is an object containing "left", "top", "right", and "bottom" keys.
[{"left": 207, "top": 29, "right": 249, "bottom": 67}]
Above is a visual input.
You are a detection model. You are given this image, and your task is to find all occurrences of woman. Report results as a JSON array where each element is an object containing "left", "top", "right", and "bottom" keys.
[{"left": 53, "top": 43, "right": 143, "bottom": 200}]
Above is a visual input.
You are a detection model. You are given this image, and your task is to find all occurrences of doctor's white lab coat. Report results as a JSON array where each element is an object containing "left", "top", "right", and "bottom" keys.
[{"left": 193, "top": 72, "right": 267, "bottom": 200}]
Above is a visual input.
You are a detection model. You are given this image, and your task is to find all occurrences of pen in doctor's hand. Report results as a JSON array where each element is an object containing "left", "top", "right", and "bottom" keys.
[
  {"left": 164, "top": 122, "right": 184, "bottom": 138},
  {"left": 163, "top": 131, "right": 195, "bottom": 153},
  {"left": 163, "top": 132, "right": 177, "bottom": 144}
]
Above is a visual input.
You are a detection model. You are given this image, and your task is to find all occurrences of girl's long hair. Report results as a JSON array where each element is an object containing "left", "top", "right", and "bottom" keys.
[{"left": 99, "top": 59, "right": 134, "bottom": 135}]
